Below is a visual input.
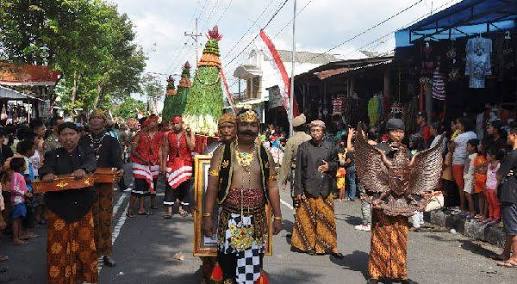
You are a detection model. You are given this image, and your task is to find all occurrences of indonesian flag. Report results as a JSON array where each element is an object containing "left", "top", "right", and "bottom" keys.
[
  {"left": 167, "top": 160, "right": 193, "bottom": 189},
  {"left": 220, "top": 68, "right": 237, "bottom": 113},
  {"left": 132, "top": 163, "right": 156, "bottom": 193},
  {"left": 259, "top": 29, "right": 299, "bottom": 116}
]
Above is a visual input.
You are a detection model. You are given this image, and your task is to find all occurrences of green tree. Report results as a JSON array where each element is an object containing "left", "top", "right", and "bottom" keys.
[
  {"left": 162, "top": 61, "right": 191, "bottom": 122},
  {"left": 141, "top": 73, "right": 164, "bottom": 114},
  {"left": 112, "top": 96, "right": 146, "bottom": 119},
  {"left": 0, "top": 0, "right": 146, "bottom": 112}
]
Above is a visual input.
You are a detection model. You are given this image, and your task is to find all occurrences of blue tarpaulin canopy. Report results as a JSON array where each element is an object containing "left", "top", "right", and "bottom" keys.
[{"left": 395, "top": 0, "right": 517, "bottom": 47}]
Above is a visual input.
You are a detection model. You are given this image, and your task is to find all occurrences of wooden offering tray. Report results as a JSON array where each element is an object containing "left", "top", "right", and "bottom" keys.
[
  {"left": 94, "top": 168, "right": 121, "bottom": 184},
  {"left": 33, "top": 175, "right": 95, "bottom": 193}
]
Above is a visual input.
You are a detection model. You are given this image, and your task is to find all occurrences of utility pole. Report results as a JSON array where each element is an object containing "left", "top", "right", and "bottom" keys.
[
  {"left": 184, "top": 18, "right": 203, "bottom": 64},
  {"left": 289, "top": 0, "right": 297, "bottom": 137}
]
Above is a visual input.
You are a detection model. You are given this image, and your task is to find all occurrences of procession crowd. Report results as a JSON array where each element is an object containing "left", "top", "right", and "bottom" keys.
[{"left": 0, "top": 104, "right": 515, "bottom": 284}]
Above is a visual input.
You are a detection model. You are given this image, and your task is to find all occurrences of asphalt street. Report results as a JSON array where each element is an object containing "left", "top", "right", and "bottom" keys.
[{"left": 1, "top": 188, "right": 516, "bottom": 284}]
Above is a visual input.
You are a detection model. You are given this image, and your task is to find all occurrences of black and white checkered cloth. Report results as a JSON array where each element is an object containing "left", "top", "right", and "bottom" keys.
[
  {"left": 220, "top": 213, "right": 264, "bottom": 283},
  {"left": 236, "top": 246, "right": 262, "bottom": 283}
]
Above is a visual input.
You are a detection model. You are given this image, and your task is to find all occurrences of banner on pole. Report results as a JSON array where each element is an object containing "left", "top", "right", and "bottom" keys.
[{"left": 259, "top": 30, "right": 299, "bottom": 116}]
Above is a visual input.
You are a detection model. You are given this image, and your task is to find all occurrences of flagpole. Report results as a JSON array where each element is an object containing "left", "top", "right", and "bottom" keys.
[{"left": 289, "top": 0, "right": 297, "bottom": 137}]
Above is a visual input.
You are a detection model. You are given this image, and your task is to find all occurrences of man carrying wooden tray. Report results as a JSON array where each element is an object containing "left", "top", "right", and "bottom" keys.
[{"left": 39, "top": 122, "right": 98, "bottom": 284}]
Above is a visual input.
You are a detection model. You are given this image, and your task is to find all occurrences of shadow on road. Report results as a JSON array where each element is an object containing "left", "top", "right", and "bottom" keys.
[
  {"left": 330, "top": 250, "right": 369, "bottom": 279},
  {"left": 268, "top": 268, "right": 321, "bottom": 283},
  {"left": 458, "top": 239, "right": 498, "bottom": 259},
  {"left": 335, "top": 214, "right": 363, "bottom": 226}
]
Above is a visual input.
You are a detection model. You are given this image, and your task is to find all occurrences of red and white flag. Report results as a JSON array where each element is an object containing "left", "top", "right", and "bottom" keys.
[{"left": 259, "top": 29, "right": 299, "bottom": 116}]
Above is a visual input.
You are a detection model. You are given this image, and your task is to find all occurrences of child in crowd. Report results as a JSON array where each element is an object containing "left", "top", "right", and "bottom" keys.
[
  {"left": 464, "top": 139, "right": 480, "bottom": 218},
  {"left": 474, "top": 144, "right": 488, "bottom": 220},
  {"left": 15, "top": 139, "right": 38, "bottom": 238},
  {"left": 485, "top": 148, "right": 503, "bottom": 224},
  {"left": 0, "top": 182, "right": 7, "bottom": 261},
  {"left": 9, "top": 157, "right": 31, "bottom": 245},
  {"left": 443, "top": 141, "right": 459, "bottom": 209}
]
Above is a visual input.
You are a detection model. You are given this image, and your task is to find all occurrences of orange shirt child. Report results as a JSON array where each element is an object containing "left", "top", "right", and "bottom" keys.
[{"left": 473, "top": 154, "right": 488, "bottom": 194}]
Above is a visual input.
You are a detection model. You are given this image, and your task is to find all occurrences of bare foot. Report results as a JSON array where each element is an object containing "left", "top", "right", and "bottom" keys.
[{"left": 13, "top": 239, "right": 27, "bottom": 245}]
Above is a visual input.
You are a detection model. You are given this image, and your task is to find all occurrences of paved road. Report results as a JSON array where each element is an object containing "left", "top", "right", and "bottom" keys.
[{"left": 1, "top": 188, "right": 516, "bottom": 283}]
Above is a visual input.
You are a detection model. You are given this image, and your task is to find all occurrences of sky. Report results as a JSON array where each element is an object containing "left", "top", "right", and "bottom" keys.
[{"left": 110, "top": 0, "right": 461, "bottom": 90}]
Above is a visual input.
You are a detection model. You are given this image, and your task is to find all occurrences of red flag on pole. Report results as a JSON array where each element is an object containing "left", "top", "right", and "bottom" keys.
[{"left": 259, "top": 29, "right": 299, "bottom": 116}]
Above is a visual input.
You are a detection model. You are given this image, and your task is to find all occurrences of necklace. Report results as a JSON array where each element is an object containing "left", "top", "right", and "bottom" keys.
[{"left": 235, "top": 141, "right": 256, "bottom": 172}]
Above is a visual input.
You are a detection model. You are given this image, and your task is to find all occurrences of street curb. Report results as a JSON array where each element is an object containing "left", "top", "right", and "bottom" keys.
[{"left": 425, "top": 210, "right": 506, "bottom": 247}]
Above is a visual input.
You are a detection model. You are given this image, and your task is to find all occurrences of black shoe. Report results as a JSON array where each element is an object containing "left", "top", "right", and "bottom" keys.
[
  {"left": 400, "top": 279, "right": 418, "bottom": 284},
  {"left": 366, "top": 279, "right": 378, "bottom": 284},
  {"left": 103, "top": 256, "right": 116, "bottom": 267}
]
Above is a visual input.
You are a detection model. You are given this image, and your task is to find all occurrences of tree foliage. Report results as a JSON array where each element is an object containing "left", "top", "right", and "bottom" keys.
[
  {"left": 140, "top": 73, "right": 164, "bottom": 114},
  {"left": 0, "top": 0, "right": 146, "bottom": 113},
  {"left": 112, "top": 96, "right": 146, "bottom": 119}
]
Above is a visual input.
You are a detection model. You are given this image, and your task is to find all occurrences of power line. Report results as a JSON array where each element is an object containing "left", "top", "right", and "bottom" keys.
[
  {"left": 306, "top": 0, "right": 425, "bottom": 62},
  {"left": 214, "top": 0, "right": 234, "bottom": 25},
  {"left": 273, "top": 0, "right": 312, "bottom": 39},
  {"left": 222, "top": 0, "right": 277, "bottom": 60},
  {"left": 225, "top": 0, "right": 291, "bottom": 68},
  {"left": 342, "top": 0, "right": 460, "bottom": 59}
]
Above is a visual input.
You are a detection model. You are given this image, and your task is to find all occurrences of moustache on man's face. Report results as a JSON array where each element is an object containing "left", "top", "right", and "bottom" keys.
[{"left": 238, "top": 130, "right": 256, "bottom": 136}]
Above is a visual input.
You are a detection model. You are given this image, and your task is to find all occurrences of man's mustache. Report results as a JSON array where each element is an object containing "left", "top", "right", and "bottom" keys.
[{"left": 238, "top": 130, "right": 256, "bottom": 136}]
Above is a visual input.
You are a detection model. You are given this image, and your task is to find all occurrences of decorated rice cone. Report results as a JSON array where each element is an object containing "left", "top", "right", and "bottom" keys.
[
  {"left": 162, "top": 62, "right": 191, "bottom": 122},
  {"left": 183, "top": 26, "right": 224, "bottom": 136}
]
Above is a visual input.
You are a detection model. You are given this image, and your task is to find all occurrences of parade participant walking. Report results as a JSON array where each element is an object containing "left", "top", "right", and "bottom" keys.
[
  {"left": 39, "top": 122, "right": 98, "bottom": 284},
  {"left": 162, "top": 115, "right": 195, "bottom": 218},
  {"left": 203, "top": 109, "right": 282, "bottom": 284},
  {"left": 82, "top": 109, "right": 123, "bottom": 267},
  {"left": 199, "top": 112, "right": 237, "bottom": 283},
  {"left": 129, "top": 115, "right": 160, "bottom": 216},
  {"left": 279, "top": 114, "right": 311, "bottom": 204},
  {"left": 291, "top": 120, "right": 343, "bottom": 258},
  {"left": 355, "top": 118, "right": 443, "bottom": 284}
]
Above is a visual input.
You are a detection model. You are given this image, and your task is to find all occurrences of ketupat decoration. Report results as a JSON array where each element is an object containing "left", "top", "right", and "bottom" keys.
[
  {"left": 183, "top": 26, "right": 224, "bottom": 136},
  {"left": 162, "top": 62, "right": 191, "bottom": 122}
]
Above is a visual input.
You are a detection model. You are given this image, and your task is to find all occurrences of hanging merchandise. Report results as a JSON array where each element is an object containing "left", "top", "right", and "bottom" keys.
[
  {"left": 465, "top": 35, "right": 492, "bottom": 89},
  {"left": 431, "top": 67, "right": 446, "bottom": 101},
  {"left": 367, "top": 95, "right": 380, "bottom": 127},
  {"left": 332, "top": 96, "right": 344, "bottom": 114}
]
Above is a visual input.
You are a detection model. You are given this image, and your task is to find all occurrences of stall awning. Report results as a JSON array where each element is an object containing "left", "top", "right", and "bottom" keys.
[
  {"left": 0, "top": 62, "right": 61, "bottom": 86},
  {"left": 0, "top": 85, "right": 44, "bottom": 101},
  {"left": 396, "top": 0, "right": 517, "bottom": 47}
]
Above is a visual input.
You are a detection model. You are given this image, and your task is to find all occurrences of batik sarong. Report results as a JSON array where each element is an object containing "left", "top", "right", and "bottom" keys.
[
  {"left": 368, "top": 208, "right": 409, "bottom": 280},
  {"left": 92, "top": 183, "right": 113, "bottom": 257},
  {"left": 291, "top": 194, "right": 337, "bottom": 254},
  {"left": 47, "top": 209, "right": 98, "bottom": 284}
]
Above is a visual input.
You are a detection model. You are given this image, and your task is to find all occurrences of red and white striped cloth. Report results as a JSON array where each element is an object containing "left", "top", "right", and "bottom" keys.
[
  {"left": 132, "top": 163, "right": 157, "bottom": 193},
  {"left": 167, "top": 164, "right": 192, "bottom": 189}
]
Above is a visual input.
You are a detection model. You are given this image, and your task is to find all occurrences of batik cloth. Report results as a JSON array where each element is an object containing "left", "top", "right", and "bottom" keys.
[
  {"left": 92, "top": 183, "right": 113, "bottom": 257},
  {"left": 291, "top": 194, "right": 337, "bottom": 254},
  {"left": 47, "top": 209, "right": 98, "bottom": 284},
  {"left": 368, "top": 209, "right": 409, "bottom": 280},
  {"left": 219, "top": 213, "right": 265, "bottom": 284}
]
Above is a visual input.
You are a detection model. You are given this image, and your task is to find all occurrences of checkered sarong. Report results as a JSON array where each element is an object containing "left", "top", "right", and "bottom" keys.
[{"left": 220, "top": 213, "right": 264, "bottom": 284}]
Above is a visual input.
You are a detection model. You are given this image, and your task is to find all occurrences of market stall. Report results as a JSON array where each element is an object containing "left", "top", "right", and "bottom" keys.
[{"left": 394, "top": 0, "right": 517, "bottom": 126}]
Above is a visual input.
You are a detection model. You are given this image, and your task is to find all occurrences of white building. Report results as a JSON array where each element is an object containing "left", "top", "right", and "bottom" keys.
[{"left": 231, "top": 48, "right": 339, "bottom": 123}]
